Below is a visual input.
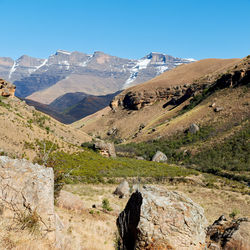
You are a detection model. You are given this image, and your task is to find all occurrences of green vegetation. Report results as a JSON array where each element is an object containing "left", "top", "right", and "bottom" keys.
[
  {"left": 185, "top": 124, "right": 250, "bottom": 183},
  {"left": 102, "top": 198, "right": 113, "bottom": 212},
  {"left": 41, "top": 149, "right": 197, "bottom": 184},
  {"left": 116, "top": 126, "right": 215, "bottom": 162},
  {"left": 229, "top": 209, "right": 240, "bottom": 219},
  {"left": 116, "top": 123, "right": 250, "bottom": 185},
  {"left": 0, "top": 96, "right": 11, "bottom": 109}
]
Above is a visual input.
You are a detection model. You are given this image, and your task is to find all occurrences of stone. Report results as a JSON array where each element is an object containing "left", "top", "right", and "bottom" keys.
[
  {"left": 117, "top": 185, "right": 208, "bottom": 249},
  {"left": 209, "top": 102, "right": 216, "bottom": 108},
  {"left": 93, "top": 140, "right": 116, "bottom": 157},
  {"left": 214, "top": 107, "right": 223, "bottom": 112},
  {"left": 57, "top": 190, "right": 85, "bottom": 212},
  {"left": 0, "top": 156, "right": 56, "bottom": 241},
  {"left": 189, "top": 123, "right": 200, "bottom": 134},
  {"left": 114, "top": 180, "right": 130, "bottom": 198},
  {"left": 152, "top": 150, "right": 168, "bottom": 163},
  {"left": 135, "top": 156, "right": 145, "bottom": 160},
  {"left": 206, "top": 216, "right": 250, "bottom": 250}
]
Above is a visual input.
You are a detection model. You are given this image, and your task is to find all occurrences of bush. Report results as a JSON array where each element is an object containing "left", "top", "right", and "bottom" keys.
[{"left": 102, "top": 198, "right": 112, "bottom": 212}]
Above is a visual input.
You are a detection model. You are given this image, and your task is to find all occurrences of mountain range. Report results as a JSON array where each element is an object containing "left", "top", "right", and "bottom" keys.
[{"left": 0, "top": 50, "right": 195, "bottom": 122}]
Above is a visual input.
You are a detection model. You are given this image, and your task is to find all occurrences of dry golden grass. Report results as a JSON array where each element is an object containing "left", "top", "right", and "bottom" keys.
[{"left": 57, "top": 183, "right": 249, "bottom": 249}]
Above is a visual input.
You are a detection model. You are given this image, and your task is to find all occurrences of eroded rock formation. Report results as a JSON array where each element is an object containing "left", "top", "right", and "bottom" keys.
[{"left": 0, "top": 78, "right": 16, "bottom": 97}]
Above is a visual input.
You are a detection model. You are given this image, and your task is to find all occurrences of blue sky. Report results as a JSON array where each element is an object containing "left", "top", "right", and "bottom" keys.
[{"left": 1, "top": 0, "right": 249, "bottom": 60}]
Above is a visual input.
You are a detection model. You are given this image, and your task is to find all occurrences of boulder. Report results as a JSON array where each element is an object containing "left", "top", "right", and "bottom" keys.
[
  {"left": 0, "top": 156, "right": 60, "bottom": 242},
  {"left": 206, "top": 215, "right": 250, "bottom": 249},
  {"left": 214, "top": 107, "right": 223, "bottom": 112},
  {"left": 114, "top": 180, "right": 130, "bottom": 198},
  {"left": 117, "top": 185, "right": 208, "bottom": 249},
  {"left": 93, "top": 140, "right": 116, "bottom": 157},
  {"left": 152, "top": 150, "right": 168, "bottom": 163},
  {"left": 189, "top": 123, "right": 200, "bottom": 134},
  {"left": 57, "top": 190, "right": 85, "bottom": 212}
]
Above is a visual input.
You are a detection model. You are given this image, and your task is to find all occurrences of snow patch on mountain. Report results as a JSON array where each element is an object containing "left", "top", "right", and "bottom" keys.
[
  {"left": 78, "top": 55, "right": 93, "bottom": 67},
  {"left": 157, "top": 65, "right": 169, "bottom": 74},
  {"left": 123, "top": 58, "right": 151, "bottom": 88},
  {"left": 56, "top": 50, "right": 71, "bottom": 55},
  {"left": 184, "top": 58, "right": 196, "bottom": 62},
  {"left": 8, "top": 61, "right": 18, "bottom": 80}
]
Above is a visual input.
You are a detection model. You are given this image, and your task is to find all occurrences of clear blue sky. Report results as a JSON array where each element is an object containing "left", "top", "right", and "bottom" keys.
[{"left": 1, "top": 0, "right": 249, "bottom": 60}]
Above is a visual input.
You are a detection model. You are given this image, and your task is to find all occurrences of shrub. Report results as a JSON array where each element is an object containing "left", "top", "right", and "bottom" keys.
[{"left": 102, "top": 198, "right": 112, "bottom": 212}]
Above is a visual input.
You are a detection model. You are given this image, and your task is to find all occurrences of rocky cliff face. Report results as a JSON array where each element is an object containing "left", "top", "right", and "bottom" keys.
[{"left": 0, "top": 50, "right": 194, "bottom": 104}]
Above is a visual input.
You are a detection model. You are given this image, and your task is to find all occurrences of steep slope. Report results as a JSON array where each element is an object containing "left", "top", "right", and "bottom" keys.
[
  {"left": 25, "top": 91, "right": 121, "bottom": 124},
  {"left": 0, "top": 84, "right": 91, "bottom": 160},
  {"left": 49, "top": 92, "right": 88, "bottom": 112},
  {"left": 0, "top": 50, "right": 194, "bottom": 105},
  {"left": 24, "top": 98, "right": 75, "bottom": 124},
  {"left": 75, "top": 57, "right": 248, "bottom": 142}
]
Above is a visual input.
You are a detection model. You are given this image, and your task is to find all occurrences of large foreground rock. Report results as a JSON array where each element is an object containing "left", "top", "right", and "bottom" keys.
[
  {"left": 206, "top": 215, "right": 250, "bottom": 249},
  {"left": 117, "top": 185, "right": 207, "bottom": 249},
  {"left": 0, "top": 156, "right": 60, "bottom": 242},
  {"left": 152, "top": 150, "right": 168, "bottom": 163}
]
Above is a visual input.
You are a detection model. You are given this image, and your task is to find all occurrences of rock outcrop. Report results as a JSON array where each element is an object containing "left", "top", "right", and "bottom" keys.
[
  {"left": 94, "top": 140, "right": 116, "bottom": 157},
  {"left": 206, "top": 215, "right": 250, "bottom": 250},
  {"left": 117, "top": 185, "right": 207, "bottom": 249},
  {"left": 152, "top": 150, "right": 168, "bottom": 163},
  {"left": 114, "top": 180, "right": 130, "bottom": 198},
  {"left": 0, "top": 156, "right": 61, "bottom": 243},
  {"left": 0, "top": 78, "right": 16, "bottom": 97},
  {"left": 110, "top": 84, "right": 200, "bottom": 111}
]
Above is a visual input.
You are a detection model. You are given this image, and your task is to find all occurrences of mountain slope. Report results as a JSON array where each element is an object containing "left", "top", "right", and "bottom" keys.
[
  {"left": 0, "top": 89, "right": 91, "bottom": 160},
  {"left": 75, "top": 57, "right": 244, "bottom": 139}
]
